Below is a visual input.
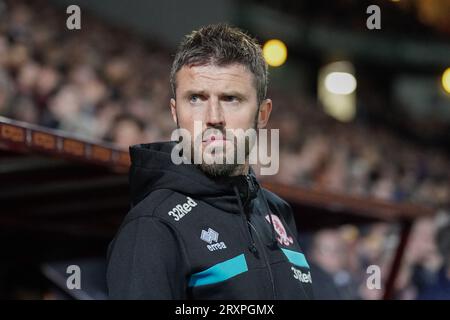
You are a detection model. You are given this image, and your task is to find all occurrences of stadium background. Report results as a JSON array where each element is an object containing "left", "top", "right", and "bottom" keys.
[{"left": 0, "top": 0, "right": 449, "bottom": 299}]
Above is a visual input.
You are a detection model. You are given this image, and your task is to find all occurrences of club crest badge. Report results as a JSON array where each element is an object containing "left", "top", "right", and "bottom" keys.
[{"left": 265, "top": 214, "right": 294, "bottom": 246}]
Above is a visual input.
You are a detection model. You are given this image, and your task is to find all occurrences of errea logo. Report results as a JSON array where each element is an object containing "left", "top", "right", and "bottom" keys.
[
  {"left": 200, "top": 228, "right": 227, "bottom": 251},
  {"left": 168, "top": 197, "right": 197, "bottom": 221}
]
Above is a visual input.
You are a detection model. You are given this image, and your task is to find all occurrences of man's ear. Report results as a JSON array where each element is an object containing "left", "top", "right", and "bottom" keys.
[
  {"left": 257, "top": 99, "right": 272, "bottom": 129},
  {"left": 170, "top": 98, "right": 178, "bottom": 124}
]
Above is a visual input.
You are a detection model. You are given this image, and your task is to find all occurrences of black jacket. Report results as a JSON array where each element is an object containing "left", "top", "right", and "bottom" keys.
[{"left": 106, "top": 142, "right": 313, "bottom": 299}]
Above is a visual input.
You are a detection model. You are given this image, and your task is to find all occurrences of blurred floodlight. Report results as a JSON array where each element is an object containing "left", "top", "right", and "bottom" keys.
[
  {"left": 324, "top": 72, "right": 357, "bottom": 95},
  {"left": 318, "top": 61, "right": 357, "bottom": 122},
  {"left": 442, "top": 67, "right": 450, "bottom": 94},
  {"left": 263, "top": 39, "right": 287, "bottom": 67}
]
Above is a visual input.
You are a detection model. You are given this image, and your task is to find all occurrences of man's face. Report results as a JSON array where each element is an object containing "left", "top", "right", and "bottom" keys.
[{"left": 170, "top": 63, "right": 272, "bottom": 177}]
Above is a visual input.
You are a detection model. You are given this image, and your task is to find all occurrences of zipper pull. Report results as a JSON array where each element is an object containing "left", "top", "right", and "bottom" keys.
[{"left": 246, "top": 175, "right": 257, "bottom": 197}]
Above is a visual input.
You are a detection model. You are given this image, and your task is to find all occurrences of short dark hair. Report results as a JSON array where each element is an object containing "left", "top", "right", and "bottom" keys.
[{"left": 170, "top": 23, "right": 268, "bottom": 105}]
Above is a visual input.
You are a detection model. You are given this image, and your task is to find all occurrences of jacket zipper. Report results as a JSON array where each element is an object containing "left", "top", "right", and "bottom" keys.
[
  {"left": 235, "top": 175, "right": 276, "bottom": 299},
  {"left": 248, "top": 220, "right": 277, "bottom": 299}
]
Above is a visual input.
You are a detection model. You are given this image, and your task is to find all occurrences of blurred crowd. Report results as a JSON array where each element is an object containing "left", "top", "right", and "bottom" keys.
[
  {"left": 0, "top": 0, "right": 449, "bottom": 300},
  {"left": 306, "top": 213, "right": 450, "bottom": 299},
  {"left": 1, "top": 1, "right": 448, "bottom": 210},
  {"left": 269, "top": 93, "right": 449, "bottom": 209},
  {"left": 0, "top": 0, "right": 172, "bottom": 146}
]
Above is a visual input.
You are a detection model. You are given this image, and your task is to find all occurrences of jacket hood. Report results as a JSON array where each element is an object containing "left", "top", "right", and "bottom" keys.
[
  {"left": 128, "top": 141, "right": 259, "bottom": 214},
  {"left": 129, "top": 141, "right": 281, "bottom": 251}
]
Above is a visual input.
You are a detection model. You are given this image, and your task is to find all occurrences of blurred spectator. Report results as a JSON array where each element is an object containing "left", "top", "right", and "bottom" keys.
[
  {"left": 8, "top": 94, "right": 38, "bottom": 123},
  {"left": 0, "top": 69, "right": 12, "bottom": 114},
  {"left": 417, "top": 223, "right": 450, "bottom": 299},
  {"left": 407, "top": 218, "right": 443, "bottom": 293},
  {"left": 105, "top": 113, "right": 148, "bottom": 149},
  {"left": 309, "top": 229, "right": 360, "bottom": 299}
]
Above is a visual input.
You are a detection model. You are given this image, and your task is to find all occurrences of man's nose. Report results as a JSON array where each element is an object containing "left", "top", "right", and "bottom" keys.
[{"left": 205, "top": 97, "right": 225, "bottom": 128}]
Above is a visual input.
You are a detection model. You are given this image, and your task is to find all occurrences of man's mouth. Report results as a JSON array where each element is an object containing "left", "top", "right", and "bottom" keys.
[
  {"left": 202, "top": 135, "right": 227, "bottom": 143},
  {"left": 201, "top": 134, "right": 233, "bottom": 152}
]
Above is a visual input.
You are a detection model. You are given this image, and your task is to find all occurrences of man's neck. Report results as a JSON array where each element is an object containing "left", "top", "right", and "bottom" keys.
[{"left": 230, "top": 161, "right": 250, "bottom": 176}]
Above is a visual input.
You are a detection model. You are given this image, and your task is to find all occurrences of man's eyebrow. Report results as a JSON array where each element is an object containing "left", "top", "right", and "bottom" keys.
[
  {"left": 183, "top": 90, "right": 208, "bottom": 98},
  {"left": 219, "top": 91, "right": 247, "bottom": 99},
  {"left": 181, "top": 89, "right": 248, "bottom": 100}
]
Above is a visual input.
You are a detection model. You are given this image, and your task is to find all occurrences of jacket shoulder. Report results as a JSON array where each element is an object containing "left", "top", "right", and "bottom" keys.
[
  {"left": 261, "top": 188, "right": 299, "bottom": 236},
  {"left": 123, "top": 189, "right": 197, "bottom": 225},
  {"left": 261, "top": 188, "right": 292, "bottom": 213}
]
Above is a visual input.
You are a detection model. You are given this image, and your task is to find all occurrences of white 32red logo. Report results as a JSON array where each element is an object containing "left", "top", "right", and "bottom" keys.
[{"left": 265, "top": 214, "right": 293, "bottom": 246}]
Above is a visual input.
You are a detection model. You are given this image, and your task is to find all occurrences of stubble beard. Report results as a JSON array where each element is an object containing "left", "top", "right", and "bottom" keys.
[{"left": 193, "top": 122, "right": 257, "bottom": 178}]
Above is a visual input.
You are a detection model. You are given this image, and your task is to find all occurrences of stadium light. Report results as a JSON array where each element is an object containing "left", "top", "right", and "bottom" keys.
[
  {"left": 442, "top": 67, "right": 450, "bottom": 94},
  {"left": 263, "top": 39, "right": 287, "bottom": 67},
  {"left": 324, "top": 72, "right": 357, "bottom": 95},
  {"left": 318, "top": 61, "right": 357, "bottom": 122}
]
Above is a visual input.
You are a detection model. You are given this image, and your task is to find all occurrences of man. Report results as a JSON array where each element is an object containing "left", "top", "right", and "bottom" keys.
[
  {"left": 107, "top": 23, "right": 313, "bottom": 299},
  {"left": 308, "top": 229, "right": 359, "bottom": 299},
  {"left": 417, "top": 223, "right": 450, "bottom": 300}
]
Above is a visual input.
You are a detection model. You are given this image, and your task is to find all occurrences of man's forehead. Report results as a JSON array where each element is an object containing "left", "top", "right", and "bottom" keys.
[{"left": 176, "top": 63, "right": 255, "bottom": 91}]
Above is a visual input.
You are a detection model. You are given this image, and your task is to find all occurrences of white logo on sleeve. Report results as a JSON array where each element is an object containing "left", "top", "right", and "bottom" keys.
[
  {"left": 168, "top": 197, "right": 197, "bottom": 221},
  {"left": 200, "top": 228, "right": 227, "bottom": 251},
  {"left": 291, "top": 266, "right": 312, "bottom": 284}
]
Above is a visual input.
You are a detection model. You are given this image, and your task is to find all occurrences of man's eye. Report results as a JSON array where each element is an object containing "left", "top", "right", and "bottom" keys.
[
  {"left": 190, "top": 95, "right": 200, "bottom": 103},
  {"left": 190, "top": 94, "right": 207, "bottom": 104},
  {"left": 223, "top": 95, "right": 239, "bottom": 102}
]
